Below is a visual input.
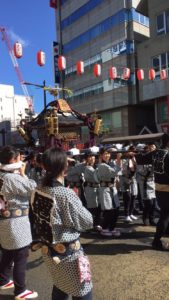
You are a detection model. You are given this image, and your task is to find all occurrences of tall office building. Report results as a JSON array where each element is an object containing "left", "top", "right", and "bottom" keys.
[
  {"left": 137, "top": 0, "right": 169, "bottom": 133},
  {"left": 55, "top": 0, "right": 151, "bottom": 137}
]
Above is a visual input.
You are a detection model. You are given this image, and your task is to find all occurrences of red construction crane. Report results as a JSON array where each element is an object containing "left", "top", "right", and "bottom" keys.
[{"left": 0, "top": 27, "right": 33, "bottom": 111}]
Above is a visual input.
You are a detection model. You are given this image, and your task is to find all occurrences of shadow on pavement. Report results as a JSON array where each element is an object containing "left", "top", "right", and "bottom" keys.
[
  {"left": 83, "top": 242, "right": 152, "bottom": 255},
  {"left": 82, "top": 230, "right": 154, "bottom": 240},
  {"left": 27, "top": 256, "right": 43, "bottom": 270},
  {"left": 0, "top": 295, "right": 13, "bottom": 300},
  {"left": 119, "top": 231, "right": 154, "bottom": 240}
]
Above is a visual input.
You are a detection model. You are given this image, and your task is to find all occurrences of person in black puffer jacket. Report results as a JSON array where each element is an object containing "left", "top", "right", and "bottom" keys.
[{"left": 135, "top": 133, "right": 169, "bottom": 251}]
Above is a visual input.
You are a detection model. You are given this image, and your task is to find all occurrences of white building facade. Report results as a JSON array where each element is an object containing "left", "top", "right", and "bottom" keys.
[{"left": 0, "top": 84, "right": 33, "bottom": 146}]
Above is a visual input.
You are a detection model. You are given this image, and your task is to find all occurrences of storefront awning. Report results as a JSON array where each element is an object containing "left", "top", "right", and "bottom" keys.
[{"left": 101, "top": 133, "right": 163, "bottom": 144}]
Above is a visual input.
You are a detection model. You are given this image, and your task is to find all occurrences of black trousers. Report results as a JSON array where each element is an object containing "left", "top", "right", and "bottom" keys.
[
  {"left": 52, "top": 285, "right": 92, "bottom": 300},
  {"left": 143, "top": 199, "right": 155, "bottom": 224},
  {"left": 137, "top": 184, "right": 144, "bottom": 211},
  {"left": 123, "top": 192, "right": 136, "bottom": 216},
  {"left": 102, "top": 208, "right": 119, "bottom": 231},
  {"left": 88, "top": 206, "right": 101, "bottom": 227},
  {"left": 0, "top": 246, "right": 29, "bottom": 296},
  {"left": 153, "top": 191, "right": 169, "bottom": 246}
]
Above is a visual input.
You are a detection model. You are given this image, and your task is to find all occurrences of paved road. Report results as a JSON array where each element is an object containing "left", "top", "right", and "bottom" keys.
[{"left": 1, "top": 216, "right": 169, "bottom": 300}]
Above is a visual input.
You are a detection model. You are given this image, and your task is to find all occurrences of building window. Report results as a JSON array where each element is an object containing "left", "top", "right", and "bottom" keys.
[
  {"left": 157, "top": 13, "right": 165, "bottom": 34},
  {"left": 166, "top": 10, "right": 169, "bottom": 32},
  {"left": 152, "top": 52, "right": 169, "bottom": 78},
  {"left": 129, "top": 8, "right": 149, "bottom": 27},
  {"left": 63, "top": 9, "right": 126, "bottom": 53},
  {"left": 101, "top": 112, "right": 112, "bottom": 132},
  {"left": 156, "top": 11, "right": 169, "bottom": 35},
  {"left": 61, "top": 0, "right": 103, "bottom": 30},
  {"left": 161, "top": 53, "right": 167, "bottom": 69},
  {"left": 101, "top": 111, "right": 122, "bottom": 131},
  {"left": 112, "top": 111, "right": 122, "bottom": 128},
  {"left": 167, "top": 52, "right": 169, "bottom": 69},
  {"left": 71, "top": 82, "right": 104, "bottom": 101},
  {"left": 157, "top": 100, "right": 168, "bottom": 123},
  {"left": 25, "top": 108, "right": 29, "bottom": 114},
  {"left": 63, "top": 8, "right": 148, "bottom": 53}
]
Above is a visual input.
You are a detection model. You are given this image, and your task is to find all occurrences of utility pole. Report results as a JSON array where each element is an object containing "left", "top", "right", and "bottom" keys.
[
  {"left": 43, "top": 80, "right": 47, "bottom": 110},
  {"left": 0, "top": 129, "right": 6, "bottom": 146},
  {"left": 57, "top": 0, "right": 65, "bottom": 99}
]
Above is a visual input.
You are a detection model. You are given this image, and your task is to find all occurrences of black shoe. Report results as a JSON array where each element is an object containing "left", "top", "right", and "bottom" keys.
[
  {"left": 143, "top": 219, "right": 149, "bottom": 226},
  {"left": 152, "top": 241, "right": 169, "bottom": 251},
  {"left": 149, "top": 221, "right": 157, "bottom": 226},
  {"left": 133, "top": 209, "right": 140, "bottom": 215}
]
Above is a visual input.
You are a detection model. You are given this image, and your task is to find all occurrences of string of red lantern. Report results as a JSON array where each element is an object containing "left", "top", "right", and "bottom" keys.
[
  {"left": 58, "top": 58, "right": 168, "bottom": 81},
  {"left": 13, "top": 42, "right": 46, "bottom": 67},
  {"left": 12, "top": 44, "right": 168, "bottom": 81}
]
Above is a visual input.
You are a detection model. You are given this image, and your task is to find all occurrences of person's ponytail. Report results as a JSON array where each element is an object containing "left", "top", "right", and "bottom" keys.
[{"left": 42, "top": 148, "right": 67, "bottom": 187}]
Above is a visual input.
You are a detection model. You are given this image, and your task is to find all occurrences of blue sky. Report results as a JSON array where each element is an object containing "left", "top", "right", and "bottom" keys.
[{"left": 0, "top": 0, "right": 56, "bottom": 113}]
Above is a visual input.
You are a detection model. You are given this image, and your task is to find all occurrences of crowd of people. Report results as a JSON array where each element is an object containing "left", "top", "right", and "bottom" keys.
[
  {"left": 0, "top": 133, "right": 169, "bottom": 299},
  {"left": 66, "top": 143, "right": 159, "bottom": 236}
]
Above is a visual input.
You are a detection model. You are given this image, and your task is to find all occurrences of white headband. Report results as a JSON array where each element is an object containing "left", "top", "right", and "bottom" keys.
[{"left": 0, "top": 161, "right": 23, "bottom": 172}]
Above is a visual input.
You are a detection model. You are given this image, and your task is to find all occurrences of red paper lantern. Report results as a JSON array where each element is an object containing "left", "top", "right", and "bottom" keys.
[
  {"left": 58, "top": 55, "right": 66, "bottom": 71},
  {"left": 50, "top": 0, "right": 57, "bottom": 8},
  {"left": 160, "top": 69, "right": 167, "bottom": 80},
  {"left": 13, "top": 42, "right": 22, "bottom": 58},
  {"left": 149, "top": 68, "right": 155, "bottom": 80},
  {"left": 122, "top": 68, "right": 130, "bottom": 80},
  {"left": 137, "top": 69, "right": 144, "bottom": 80},
  {"left": 109, "top": 67, "right": 117, "bottom": 80},
  {"left": 37, "top": 51, "right": 46, "bottom": 66},
  {"left": 93, "top": 64, "right": 101, "bottom": 77},
  {"left": 76, "top": 61, "right": 84, "bottom": 75}
]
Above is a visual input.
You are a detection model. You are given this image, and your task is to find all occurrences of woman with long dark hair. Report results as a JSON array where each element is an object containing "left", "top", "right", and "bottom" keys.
[{"left": 31, "top": 147, "right": 93, "bottom": 300}]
